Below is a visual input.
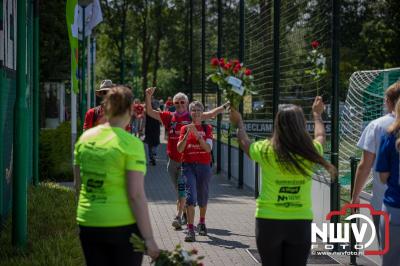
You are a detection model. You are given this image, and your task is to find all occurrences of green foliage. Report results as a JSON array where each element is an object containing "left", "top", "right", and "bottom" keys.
[
  {"left": 0, "top": 183, "right": 84, "bottom": 266},
  {"left": 39, "top": 122, "right": 79, "bottom": 182}
]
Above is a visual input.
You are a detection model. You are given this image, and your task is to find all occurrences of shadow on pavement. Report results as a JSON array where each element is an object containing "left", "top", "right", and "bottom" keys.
[{"left": 197, "top": 234, "right": 250, "bottom": 250}]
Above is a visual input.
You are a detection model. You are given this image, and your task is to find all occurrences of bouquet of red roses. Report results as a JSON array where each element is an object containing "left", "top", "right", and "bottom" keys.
[
  {"left": 130, "top": 234, "right": 204, "bottom": 266},
  {"left": 207, "top": 57, "right": 256, "bottom": 109}
]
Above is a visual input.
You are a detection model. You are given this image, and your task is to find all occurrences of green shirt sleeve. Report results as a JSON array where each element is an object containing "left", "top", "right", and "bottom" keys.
[
  {"left": 126, "top": 139, "right": 147, "bottom": 174},
  {"left": 249, "top": 140, "right": 267, "bottom": 163},
  {"left": 313, "top": 140, "right": 324, "bottom": 156}
]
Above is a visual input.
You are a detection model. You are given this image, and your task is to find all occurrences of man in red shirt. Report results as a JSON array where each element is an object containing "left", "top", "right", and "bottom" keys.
[
  {"left": 83, "top": 80, "right": 114, "bottom": 130},
  {"left": 145, "top": 87, "right": 229, "bottom": 230},
  {"left": 83, "top": 80, "right": 131, "bottom": 132},
  {"left": 165, "top": 96, "right": 174, "bottom": 111},
  {"left": 132, "top": 99, "right": 145, "bottom": 137}
]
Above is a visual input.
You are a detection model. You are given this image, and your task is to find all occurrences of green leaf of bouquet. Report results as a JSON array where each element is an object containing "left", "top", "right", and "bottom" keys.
[{"left": 211, "top": 74, "right": 222, "bottom": 83}]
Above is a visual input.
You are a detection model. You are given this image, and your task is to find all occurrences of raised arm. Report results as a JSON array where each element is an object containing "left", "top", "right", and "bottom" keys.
[
  {"left": 229, "top": 109, "right": 252, "bottom": 157},
  {"left": 312, "top": 96, "right": 325, "bottom": 145},
  {"left": 145, "top": 87, "right": 162, "bottom": 122},
  {"left": 202, "top": 102, "right": 229, "bottom": 120}
]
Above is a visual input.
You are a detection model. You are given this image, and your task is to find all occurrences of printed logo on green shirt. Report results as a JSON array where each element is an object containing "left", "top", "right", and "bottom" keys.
[{"left": 279, "top": 186, "right": 300, "bottom": 194}]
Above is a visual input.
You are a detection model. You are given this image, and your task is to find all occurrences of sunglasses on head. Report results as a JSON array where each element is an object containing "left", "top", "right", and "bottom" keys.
[{"left": 174, "top": 100, "right": 186, "bottom": 105}]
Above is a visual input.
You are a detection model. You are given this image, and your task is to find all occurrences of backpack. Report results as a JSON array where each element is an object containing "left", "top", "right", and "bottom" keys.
[{"left": 92, "top": 105, "right": 103, "bottom": 127}]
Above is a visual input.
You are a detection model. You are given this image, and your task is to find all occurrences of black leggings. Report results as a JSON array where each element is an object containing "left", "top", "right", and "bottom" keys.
[
  {"left": 79, "top": 224, "right": 143, "bottom": 266},
  {"left": 256, "top": 218, "right": 311, "bottom": 266}
]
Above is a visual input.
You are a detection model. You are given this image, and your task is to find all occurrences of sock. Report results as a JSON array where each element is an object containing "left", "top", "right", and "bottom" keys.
[
  {"left": 188, "top": 224, "right": 194, "bottom": 230},
  {"left": 199, "top": 217, "right": 205, "bottom": 224}
]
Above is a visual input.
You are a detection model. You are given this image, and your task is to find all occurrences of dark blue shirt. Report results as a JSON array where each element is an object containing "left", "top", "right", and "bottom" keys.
[{"left": 375, "top": 133, "right": 400, "bottom": 208}]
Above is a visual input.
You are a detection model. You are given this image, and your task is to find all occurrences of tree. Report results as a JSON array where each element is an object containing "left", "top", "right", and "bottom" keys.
[{"left": 40, "top": 0, "right": 70, "bottom": 81}]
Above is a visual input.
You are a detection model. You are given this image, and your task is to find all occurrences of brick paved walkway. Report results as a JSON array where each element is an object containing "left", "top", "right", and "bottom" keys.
[
  {"left": 141, "top": 144, "right": 377, "bottom": 266},
  {"left": 143, "top": 148, "right": 258, "bottom": 265}
]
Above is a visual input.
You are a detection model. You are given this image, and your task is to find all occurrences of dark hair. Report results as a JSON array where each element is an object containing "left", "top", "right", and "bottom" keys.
[
  {"left": 385, "top": 81, "right": 400, "bottom": 107},
  {"left": 269, "top": 104, "right": 335, "bottom": 177},
  {"left": 103, "top": 85, "right": 133, "bottom": 118}
]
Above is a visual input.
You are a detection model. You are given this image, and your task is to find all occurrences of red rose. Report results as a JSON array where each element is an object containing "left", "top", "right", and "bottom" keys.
[
  {"left": 311, "top": 40, "right": 320, "bottom": 49},
  {"left": 233, "top": 59, "right": 240, "bottom": 65},
  {"left": 219, "top": 58, "right": 225, "bottom": 66},
  {"left": 233, "top": 68, "right": 239, "bottom": 74},
  {"left": 224, "top": 63, "right": 232, "bottom": 70},
  {"left": 210, "top": 58, "right": 219, "bottom": 67},
  {"left": 244, "top": 69, "right": 252, "bottom": 76}
]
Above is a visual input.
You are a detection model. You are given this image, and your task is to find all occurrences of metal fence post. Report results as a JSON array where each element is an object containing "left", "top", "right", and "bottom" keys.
[
  {"left": 80, "top": 6, "right": 87, "bottom": 123},
  {"left": 330, "top": 0, "right": 341, "bottom": 250},
  {"left": 238, "top": 0, "right": 245, "bottom": 189},
  {"left": 189, "top": 0, "right": 193, "bottom": 102},
  {"left": 272, "top": 0, "right": 280, "bottom": 120},
  {"left": 201, "top": 0, "right": 206, "bottom": 105},
  {"left": 350, "top": 157, "right": 359, "bottom": 265},
  {"left": 216, "top": 0, "right": 222, "bottom": 174},
  {"left": 33, "top": 0, "right": 40, "bottom": 186},
  {"left": 228, "top": 125, "right": 232, "bottom": 180},
  {"left": 13, "top": 0, "right": 28, "bottom": 248}
]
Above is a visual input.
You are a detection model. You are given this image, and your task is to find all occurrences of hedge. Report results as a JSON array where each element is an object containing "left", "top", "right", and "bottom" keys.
[{"left": 39, "top": 121, "right": 81, "bottom": 181}]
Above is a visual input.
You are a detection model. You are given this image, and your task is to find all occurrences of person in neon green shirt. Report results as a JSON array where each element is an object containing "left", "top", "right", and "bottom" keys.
[
  {"left": 74, "top": 85, "right": 159, "bottom": 266},
  {"left": 229, "top": 96, "right": 336, "bottom": 266}
]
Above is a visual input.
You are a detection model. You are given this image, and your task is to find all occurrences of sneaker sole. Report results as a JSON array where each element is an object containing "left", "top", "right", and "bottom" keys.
[
  {"left": 184, "top": 237, "right": 196, "bottom": 242},
  {"left": 198, "top": 231, "right": 207, "bottom": 236}
]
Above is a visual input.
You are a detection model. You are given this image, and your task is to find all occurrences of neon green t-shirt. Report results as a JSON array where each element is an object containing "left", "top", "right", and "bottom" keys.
[
  {"left": 249, "top": 139, "right": 323, "bottom": 220},
  {"left": 74, "top": 125, "right": 146, "bottom": 227}
]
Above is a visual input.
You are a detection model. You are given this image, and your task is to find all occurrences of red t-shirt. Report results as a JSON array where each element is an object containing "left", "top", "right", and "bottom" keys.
[
  {"left": 159, "top": 111, "right": 191, "bottom": 161},
  {"left": 165, "top": 100, "right": 173, "bottom": 110},
  {"left": 134, "top": 104, "right": 144, "bottom": 118},
  {"left": 83, "top": 106, "right": 107, "bottom": 130},
  {"left": 83, "top": 105, "right": 131, "bottom": 132},
  {"left": 179, "top": 124, "right": 213, "bottom": 164}
]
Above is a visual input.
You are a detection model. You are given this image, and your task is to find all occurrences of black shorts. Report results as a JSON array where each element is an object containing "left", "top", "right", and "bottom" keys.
[
  {"left": 79, "top": 223, "right": 143, "bottom": 266},
  {"left": 256, "top": 218, "right": 311, "bottom": 266}
]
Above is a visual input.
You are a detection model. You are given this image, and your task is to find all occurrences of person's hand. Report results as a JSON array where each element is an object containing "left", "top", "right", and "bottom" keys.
[
  {"left": 312, "top": 96, "right": 324, "bottom": 116},
  {"left": 146, "top": 87, "right": 156, "bottom": 97},
  {"left": 145, "top": 238, "right": 160, "bottom": 260},
  {"left": 186, "top": 124, "right": 200, "bottom": 138},
  {"left": 229, "top": 108, "right": 243, "bottom": 127},
  {"left": 223, "top": 101, "right": 230, "bottom": 111}
]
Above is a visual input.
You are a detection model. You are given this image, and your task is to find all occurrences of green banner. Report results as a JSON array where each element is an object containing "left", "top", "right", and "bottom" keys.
[{"left": 66, "top": 0, "right": 78, "bottom": 93}]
